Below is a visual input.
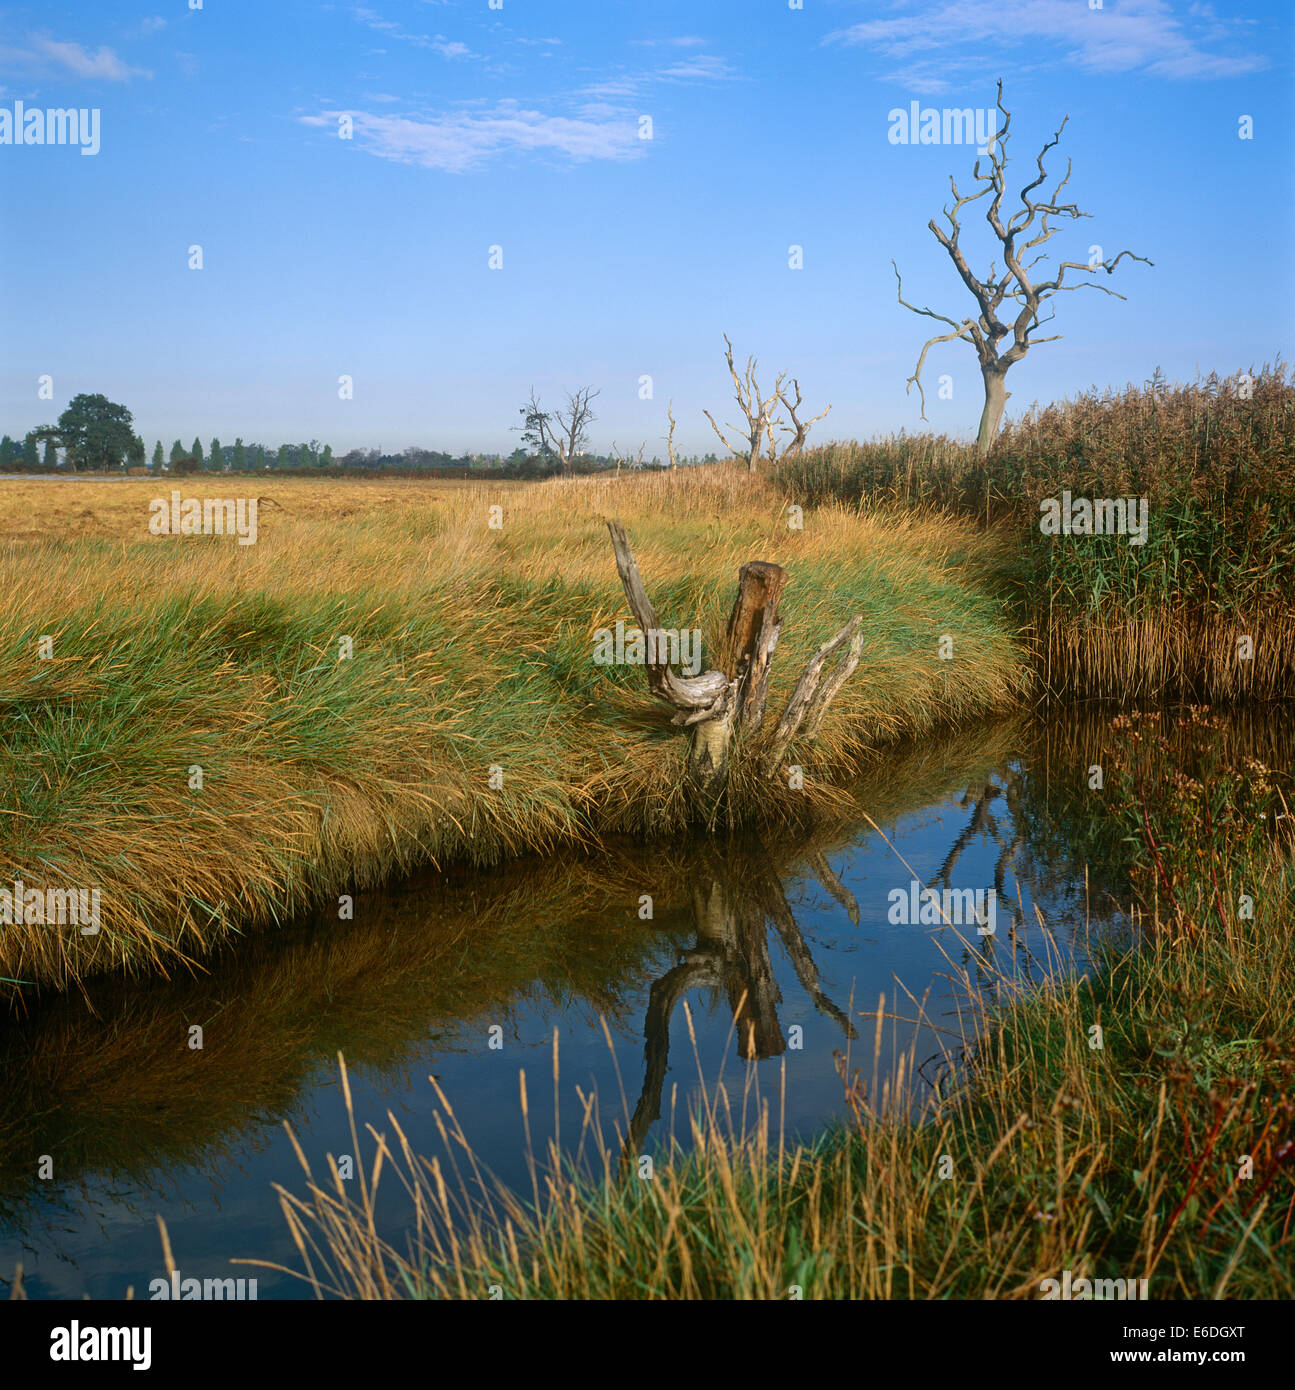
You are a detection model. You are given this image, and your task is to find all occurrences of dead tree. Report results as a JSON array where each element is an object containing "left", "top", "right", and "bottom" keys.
[
  {"left": 766, "top": 377, "right": 831, "bottom": 463},
  {"left": 703, "top": 335, "right": 788, "bottom": 472},
  {"left": 609, "top": 440, "right": 645, "bottom": 477},
  {"left": 605, "top": 520, "right": 864, "bottom": 795},
  {"left": 704, "top": 336, "right": 830, "bottom": 470},
  {"left": 893, "top": 79, "right": 1152, "bottom": 456},
  {"left": 664, "top": 399, "right": 678, "bottom": 470},
  {"left": 518, "top": 385, "right": 600, "bottom": 473}
]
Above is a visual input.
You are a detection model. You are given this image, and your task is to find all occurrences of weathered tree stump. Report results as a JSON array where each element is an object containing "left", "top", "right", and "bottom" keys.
[
  {"left": 605, "top": 520, "right": 864, "bottom": 796},
  {"left": 723, "top": 560, "right": 785, "bottom": 730}
]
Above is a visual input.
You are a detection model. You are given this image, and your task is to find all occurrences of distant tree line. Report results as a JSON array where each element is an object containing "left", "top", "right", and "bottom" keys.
[{"left": 2, "top": 392, "right": 720, "bottom": 478}]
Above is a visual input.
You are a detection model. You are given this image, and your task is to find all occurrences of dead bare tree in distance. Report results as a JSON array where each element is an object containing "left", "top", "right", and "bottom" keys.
[
  {"left": 704, "top": 334, "right": 830, "bottom": 471},
  {"left": 893, "top": 79, "right": 1152, "bottom": 456},
  {"left": 609, "top": 440, "right": 646, "bottom": 477},
  {"left": 518, "top": 385, "right": 601, "bottom": 473}
]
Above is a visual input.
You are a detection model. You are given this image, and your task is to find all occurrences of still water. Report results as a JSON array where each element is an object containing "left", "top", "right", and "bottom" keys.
[{"left": 9, "top": 709, "right": 1271, "bottom": 1299}]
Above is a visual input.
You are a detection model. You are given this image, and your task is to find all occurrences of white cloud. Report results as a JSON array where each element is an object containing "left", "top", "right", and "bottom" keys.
[
  {"left": 580, "top": 76, "right": 644, "bottom": 100},
  {"left": 301, "top": 102, "right": 646, "bottom": 173},
  {"left": 352, "top": 6, "right": 477, "bottom": 59},
  {"left": 630, "top": 36, "right": 708, "bottom": 49},
  {"left": 12, "top": 36, "right": 150, "bottom": 81},
  {"left": 658, "top": 53, "right": 738, "bottom": 82},
  {"left": 826, "top": 0, "right": 1266, "bottom": 90},
  {"left": 578, "top": 48, "right": 740, "bottom": 102}
]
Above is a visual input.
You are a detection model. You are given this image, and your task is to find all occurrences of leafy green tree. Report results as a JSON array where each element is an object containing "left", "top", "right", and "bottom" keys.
[
  {"left": 170, "top": 439, "right": 185, "bottom": 463},
  {"left": 22, "top": 432, "right": 42, "bottom": 470},
  {"left": 298, "top": 441, "right": 313, "bottom": 468},
  {"left": 232, "top": 437, "right": 247, "bottom": 471},
  {"left": 55, "top": 393, "right": 135, "bottom": 472},
  {"left": 152, "top": 440, "right": 164, "bottom": 471},
  {"left": 191, "top": 437, "right": 204, "bottom": 469},
  {"left": 275, "top": 443, "right": 291, "bottom": 470},
  {"left": 209, "top": 437, "right": 222, "bottom": 471},
  {"left": 0, "top": 435, "right": 14, "bottom": 467},
  {"left": 127, "top": 434, "right": 146, "bottom": 469},
  {"left": 253, "top": 445, "right": 267, "bottom": 470},
  {"left": 320, "top": 444, "right": 334, "bottom": 467},
  {"left": 44, "top": 438, "right": 60, "bottom": 469}
]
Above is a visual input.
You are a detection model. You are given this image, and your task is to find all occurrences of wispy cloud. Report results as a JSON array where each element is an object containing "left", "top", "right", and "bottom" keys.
[
  {"left": 353, "top": 5, "right": 477, "bottom": 60},
  {"left": 826, "top": 0, "right": 1266, "bottom": 91},
  {"left": 580, "top": 76, "right": 644, "bottom": 101},
  {"left": 578, "top": 44, "right": 740, "bottom": 102},
  {"left": 0, "top": 35, "right": 150, "bottom": 82},
  {"left": 657, "top": 53, "right": 738, "bottom": 82},
  {"left": 301, "top": 100, "right": 646, "bottom": 173},
  {"left": 629, "top": 36, "right": 708, "bottom": 49}
]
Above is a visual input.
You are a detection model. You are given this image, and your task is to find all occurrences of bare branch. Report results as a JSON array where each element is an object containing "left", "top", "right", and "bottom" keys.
[
  {"left": 772, "top": 378, "right": 831, "bottom": 459},
  {"left": 606, "top": 520, "right": 730, "bottom": 712},
  {"left": 763, "top": 616, "right": 864, "bottom": 773},
  {"left": 893, "top": 262, "right": 977, "bottom": 418}
]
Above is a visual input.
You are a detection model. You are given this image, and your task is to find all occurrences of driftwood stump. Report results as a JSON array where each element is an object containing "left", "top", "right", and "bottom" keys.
[{"left": 606, "top": 520, "right": 864, "bottom": 795}]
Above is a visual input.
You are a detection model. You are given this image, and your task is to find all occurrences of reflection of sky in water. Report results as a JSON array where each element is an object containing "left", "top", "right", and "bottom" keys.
[{"left": 0, "top": 741, "right": 1135, "bottom": 1300}]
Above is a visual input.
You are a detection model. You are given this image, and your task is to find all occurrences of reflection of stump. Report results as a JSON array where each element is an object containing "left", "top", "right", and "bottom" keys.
[
  {"left": 623, "top": 840, "right": 859, "bottom": 1166},
  {"left": 692, "top": 875, "right": 784, "bottom": 1061},
  {"left": 605, "top": 521, "right": 863, "bottom": 798}
]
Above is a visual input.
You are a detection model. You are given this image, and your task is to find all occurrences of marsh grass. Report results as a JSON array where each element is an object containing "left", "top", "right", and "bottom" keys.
[
  {"left": 0, "top": 468, "right": 1025, "bottom": 994},
  {"left": 776, "top": 365, "right": 1295, "bottom": 699}
]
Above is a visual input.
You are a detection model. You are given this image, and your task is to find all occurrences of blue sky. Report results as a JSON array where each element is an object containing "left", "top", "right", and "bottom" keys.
[{"left": 1, "top": 0, "right": 1290, "bottom": 456}]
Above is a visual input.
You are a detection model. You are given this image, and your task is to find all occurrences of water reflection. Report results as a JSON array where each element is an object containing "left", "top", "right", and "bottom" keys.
[
  {"left": 626, "top": 839, "right": 860, "bottom": 1160},
  {"left": 4, "top": 706, "right": 1283, "bottom": 1298}
]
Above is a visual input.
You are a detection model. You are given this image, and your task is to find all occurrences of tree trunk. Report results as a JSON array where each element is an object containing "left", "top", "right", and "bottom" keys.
[
  {"left": 976, "top": 368, "right": 1011, "bottom": 457},
  {"left": 722, "top": 560, "right": 786, "bottom": 729},
  {"left": 687, "top": 707, "right": 735, "bottom": 788}
]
